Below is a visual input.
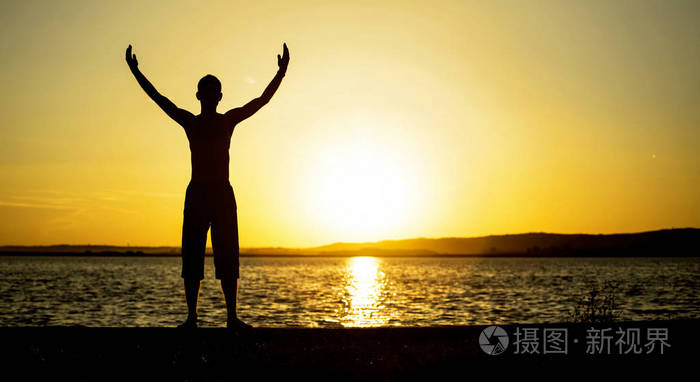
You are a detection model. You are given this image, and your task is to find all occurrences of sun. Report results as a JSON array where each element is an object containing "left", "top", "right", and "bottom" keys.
[{"left": 304, "top": 123, "right": 424, "bottom": 242}]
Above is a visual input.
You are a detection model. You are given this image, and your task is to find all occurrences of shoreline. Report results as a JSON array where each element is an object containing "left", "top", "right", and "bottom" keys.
[
  {"left": 3, "top": 320, "right": 697, "bottom": 379},
  {"left": 2, "top": 251, "right": 700, "bottom": 258},
  {"left": 2, "top": 228, "right": 698, "bottom": 258}
]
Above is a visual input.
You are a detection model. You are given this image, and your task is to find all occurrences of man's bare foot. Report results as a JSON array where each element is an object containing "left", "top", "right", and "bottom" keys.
[
  {"left": 227, "top": 317, "right": 252, "bottom": 330},
  {"left": 177, "top": 314, "right": 197, "bottom": 328}
]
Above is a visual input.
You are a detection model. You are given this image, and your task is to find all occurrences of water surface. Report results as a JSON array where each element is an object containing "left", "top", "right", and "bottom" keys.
[{"left": 1, "top": 256, "right": 698, "bottom": 327}]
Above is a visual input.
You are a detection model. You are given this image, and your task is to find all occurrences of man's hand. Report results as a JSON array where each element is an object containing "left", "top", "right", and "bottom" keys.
[
  {"left": 126, "top": 44, "right": 138, "bottom": 70},
  {"left": 125, "top": 44, "right": 194, "bottom": 128},
  {"left": 277, "top": 42, "right": 289, "bottom": 73},
  {"left": 226, "top": 43, "right": 289, "bottom": 125}
]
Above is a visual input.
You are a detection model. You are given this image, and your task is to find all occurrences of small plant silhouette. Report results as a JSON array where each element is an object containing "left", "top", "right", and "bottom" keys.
[{"left": 569, "top": 280, "right": 622, "bottom": 323}]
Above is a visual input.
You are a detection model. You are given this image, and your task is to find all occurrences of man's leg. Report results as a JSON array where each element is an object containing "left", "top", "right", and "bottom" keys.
[
  {"left": 221, "top": 278, "right": 251, "bottom": 329},
  {"left": 211, "top": 184, "right": 249, "bottom": 328},
  {"left": 179, "top": 184, "right": 209, "bottom": 328},
  {"left": 181, "top": 278, "right": 201, "bottom": 327},
  {"left": 221, "top": 278, "right": 238, "bottom": 319}
]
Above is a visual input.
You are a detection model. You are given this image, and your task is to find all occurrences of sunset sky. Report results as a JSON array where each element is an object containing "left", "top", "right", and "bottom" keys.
[{"left": 1, "top": 0, "right": 698, "bottom": 247}]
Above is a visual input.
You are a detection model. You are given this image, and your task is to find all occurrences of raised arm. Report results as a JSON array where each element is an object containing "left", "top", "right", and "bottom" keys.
[
  {"left": 225, "top": 42, "right": 290, "bottom": 125},
  {"left": 126, "top": 45, "right": 194, "bottom": 127}
]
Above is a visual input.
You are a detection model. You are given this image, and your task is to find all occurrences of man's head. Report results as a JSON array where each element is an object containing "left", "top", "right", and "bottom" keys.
[{"left": 196, "top": 74, "right": 222, "bottom": 106}]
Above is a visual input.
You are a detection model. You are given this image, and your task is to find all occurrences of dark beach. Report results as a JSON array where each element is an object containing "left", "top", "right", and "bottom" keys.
[{"left": 2, "top": 320, "right": 696, "bottom": 380}]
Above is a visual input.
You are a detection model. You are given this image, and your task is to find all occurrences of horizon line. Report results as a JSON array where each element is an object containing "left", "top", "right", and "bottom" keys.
[{"left": 1, "top": 227, "right": 697, "bottom": 249}]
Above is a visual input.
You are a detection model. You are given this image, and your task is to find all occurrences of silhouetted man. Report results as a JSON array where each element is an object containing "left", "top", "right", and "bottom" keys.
[{"left": 126, "top": 43, "right": 289, "bottom": 329}]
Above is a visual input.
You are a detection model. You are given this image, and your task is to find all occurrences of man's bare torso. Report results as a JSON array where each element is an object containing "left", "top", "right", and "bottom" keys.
[{"left": 184, "top": 114, "right": 236, "bottom": 183}]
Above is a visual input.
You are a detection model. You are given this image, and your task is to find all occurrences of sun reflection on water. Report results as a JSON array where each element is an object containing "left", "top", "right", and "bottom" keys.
[{"left": 340, "top": 256, "right": 391, "bottom": 327}]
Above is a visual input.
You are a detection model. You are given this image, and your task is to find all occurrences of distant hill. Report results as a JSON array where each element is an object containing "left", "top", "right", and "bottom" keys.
[
  {"left": 0, "top": 244, "right": 181, "bottom": 256},
  {"left": 307, "top": 228, "right": 700, "bottom": 257},
  {"left": 1, "top": 228, "right": 698, "bottom": 257}
]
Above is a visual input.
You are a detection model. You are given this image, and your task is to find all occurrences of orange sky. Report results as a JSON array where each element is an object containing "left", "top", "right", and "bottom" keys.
[{"left": 1, "top": 0, "right": 699, "bottom": 247}]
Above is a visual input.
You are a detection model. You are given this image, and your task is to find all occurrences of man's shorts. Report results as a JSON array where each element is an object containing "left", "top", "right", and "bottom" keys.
[{"left": 181, "top": 180, "right": 239, "bottom": 280}]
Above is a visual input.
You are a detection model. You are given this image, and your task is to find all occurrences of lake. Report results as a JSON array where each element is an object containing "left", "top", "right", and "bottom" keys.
[{"left": 1, "top": 256, "right": 698, "bottom": 327}]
